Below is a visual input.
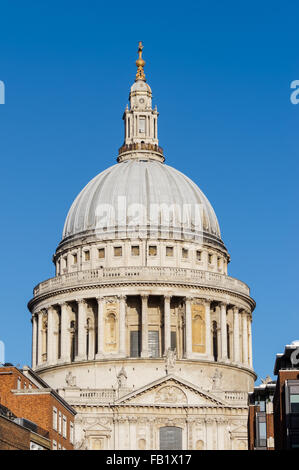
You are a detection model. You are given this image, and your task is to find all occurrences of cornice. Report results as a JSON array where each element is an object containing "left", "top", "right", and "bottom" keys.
[{"left": 28, "top": 280, "right": 255, "bottom": 312}]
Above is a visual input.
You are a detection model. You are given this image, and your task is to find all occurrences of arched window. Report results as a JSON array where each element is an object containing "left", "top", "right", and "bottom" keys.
[
  {"left": 213, "top": 321, "right": 218, "bottom": 361},
  {"left": 159, "top": 426, "right": 182, "bottom": 450}
]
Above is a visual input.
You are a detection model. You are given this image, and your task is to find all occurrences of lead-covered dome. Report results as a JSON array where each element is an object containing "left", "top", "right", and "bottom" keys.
[
  {"left": 62, "top": 159, "right": 222, "bottom": 246},
  {"left": 60, "top": 43, "right": 224, "bottom": 251}
]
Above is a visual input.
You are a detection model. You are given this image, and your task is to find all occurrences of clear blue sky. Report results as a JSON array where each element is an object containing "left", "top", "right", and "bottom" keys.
[{"left": 0, "top": 1, "right": 298, "bottom": 383}]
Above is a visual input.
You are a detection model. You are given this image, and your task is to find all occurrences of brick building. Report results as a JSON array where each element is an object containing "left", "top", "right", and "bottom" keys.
[
  {"left": 0, "top": 403, "right": 51, "bottom": 450},
  {"left": 248, "top": 378, "right": 276, "bottom": 450},
  {"left": 0, "top": 365, "right": 76, "bottom": 450},
  {"left": 273, "top": 342, "right": 299, "bottom": 449},
  {"left": 248, "top": 341, "right": 299, "bottom": 450}
]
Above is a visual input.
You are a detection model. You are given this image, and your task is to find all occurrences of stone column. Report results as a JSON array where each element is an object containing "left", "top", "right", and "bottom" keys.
[
  {"left": 233, "top": 306, "right": 240, "bottom": 363},
  {"left": 37, "top": 311, "right": 43, "bottom": 365},
  {"left": 129, "top": 417, "right": 137, "bottom": 450},
  {"left": 96, "top": 297, "right": 105, "bottom": 358},
  {"left": 47, "top": 306, "right": 55, "bottom": 365},
  {"left": 141, "top": 295, "right": 149, "bottom": 357},
  {"left": 185, "top": 297, "right": 192, "bottom": 358},
  {"left": 114, "top": 417, "right": 119, "bottom": 450},
  {"left": 32, "top": 314, "right": 37, "bottom": 368},
  {"left": 217, "top": 419, "right": 226, "bottom": 450},
  {"left": 205, "top": 418, "right": 214, "bottom": 450},
  {"left": 164, "top": 295, "right": 171, "bottom": 354},
  {"left": 60, "top": 302, "right": 71, "bottom": 363},
  {"left": 119, "top": 295, "right": 127, "bottom": 357},
  {"left": 248, "top": 314, "right": 253, "bottom": 368},
  {"left": 76, "top": 299, "right": 87, "bottom": 361},
  {"left": 220, "top": 302, "right": 228, "bottom": 361},
  {"left": 242, "top": 311, "right": 249, "bottom": 366},
  {"left": 204, "top": 300, "right": 213, "bottom": 360}
]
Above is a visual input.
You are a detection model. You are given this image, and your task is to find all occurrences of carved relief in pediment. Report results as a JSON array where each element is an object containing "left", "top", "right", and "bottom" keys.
[{"left": 154, "top": 385, "right": 187, "bottom": 404}]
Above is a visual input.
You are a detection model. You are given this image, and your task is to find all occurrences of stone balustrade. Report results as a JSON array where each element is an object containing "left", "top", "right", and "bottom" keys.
[
  {"left": 33, "top": 266, "right": 250, "bottom": 298},
  {"left": 59, "top": 387, "right": 248, "bottom": 406},
  {"left": 224, "top": 391, "right": 248, "bottom": 403}
]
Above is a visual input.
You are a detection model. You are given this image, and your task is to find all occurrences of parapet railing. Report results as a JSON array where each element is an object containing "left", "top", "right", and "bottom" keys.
[{"left": 33, "top": 266, "right": 250, "bottom": 297}]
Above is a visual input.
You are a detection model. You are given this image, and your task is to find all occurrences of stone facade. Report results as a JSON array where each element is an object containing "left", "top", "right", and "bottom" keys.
[{"left": 27, "top": 43, "right": 256, "bottom": 450}]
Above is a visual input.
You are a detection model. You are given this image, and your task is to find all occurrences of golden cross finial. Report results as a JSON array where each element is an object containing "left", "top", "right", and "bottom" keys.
[{"left": 135, "top": 41, "right": 146, "bottom": 81}]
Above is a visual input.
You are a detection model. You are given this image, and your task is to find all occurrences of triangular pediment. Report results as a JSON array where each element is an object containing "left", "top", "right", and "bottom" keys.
[
  {"left": 230, "top": 424, "right": 248, "bottom": 435},
  {"left": 84, "top": 422, "right": 111, "bottom": 432},
  {"left": 115, "top": 374, "right": 226, "bottom": 407}
]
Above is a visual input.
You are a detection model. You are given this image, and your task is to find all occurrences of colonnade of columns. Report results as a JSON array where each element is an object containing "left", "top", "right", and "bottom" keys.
[{"left": 31, "top": 295, "right": 253, "bottom": 370}]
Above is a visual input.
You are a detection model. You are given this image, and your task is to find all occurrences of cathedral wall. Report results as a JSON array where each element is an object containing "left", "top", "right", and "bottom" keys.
[{"left": 37, "top": 359, "right": 254, "bottom": 396}]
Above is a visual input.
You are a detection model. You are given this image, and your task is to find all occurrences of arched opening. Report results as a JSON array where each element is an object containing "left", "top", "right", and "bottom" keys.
[
  {"left": 70, "top": 320, "right": 76, "bottom": 362},
  {"left": 227, "top": 323, "right": 231, "bottom": 359},
  {"left": 213, "top": 321, "right": 218, "bottom": 361},
  {"left": 159, "top": 426, "right": 182, "bottom": 450}
]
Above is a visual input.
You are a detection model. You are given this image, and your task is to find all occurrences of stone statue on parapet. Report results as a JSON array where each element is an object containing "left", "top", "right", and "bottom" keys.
[{"left": 165, "top": 348, "right": 176, "bottom": 374}]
